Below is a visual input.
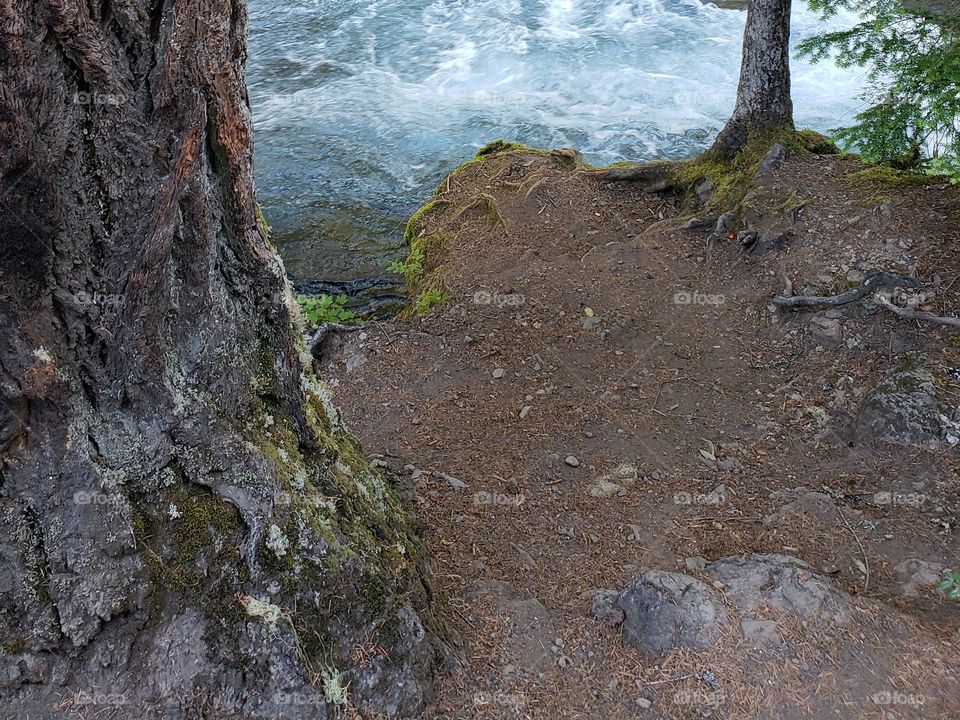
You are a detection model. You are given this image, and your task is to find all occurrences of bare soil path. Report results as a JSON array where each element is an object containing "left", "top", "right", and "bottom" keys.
[{"left": 322, "top": 149, "right": 960, "bottom": 719}]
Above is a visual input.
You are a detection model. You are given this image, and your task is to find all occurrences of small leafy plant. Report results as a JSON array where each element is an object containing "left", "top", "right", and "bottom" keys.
[
  {"left": 938, "top": 569, "right": 960, "bottom": 600},
  {"left": 295, "top": 294, "right": 358, "bottom": 326},
  {"left": 415, "top": 288, "right": 449, "bottom": 315},
  {"left": 387, "top": 246, "right": 424, "bottom": 285}
]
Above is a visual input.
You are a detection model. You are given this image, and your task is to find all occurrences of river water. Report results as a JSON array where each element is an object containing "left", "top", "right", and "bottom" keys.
[{"left": 247, "top": 0, "right": 864, "bottom": 291}]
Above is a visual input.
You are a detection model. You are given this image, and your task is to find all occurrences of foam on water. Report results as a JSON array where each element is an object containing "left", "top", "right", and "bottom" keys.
[{"left": 248, "top": 0, "right": 864, "bottom": 281}]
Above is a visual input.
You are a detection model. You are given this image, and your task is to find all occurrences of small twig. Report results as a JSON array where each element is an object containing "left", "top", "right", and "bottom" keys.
[
  {"left": 684, "top": 516, "right": 762, "bottom": 526},
  {"left": 773, "top": 374, "right": 803, "bottom": 395},
  {"left": 942, "top": 271, "right": 960, "bottom": 294},
  {"left": 836, "top": 505, "right": 870, "bottom": 591},
  {"left": 651, "top": 371, "right": 687, "bottom": 411},
  {"left": 643, "top": 673, "right": 697, "bottom": 687}
]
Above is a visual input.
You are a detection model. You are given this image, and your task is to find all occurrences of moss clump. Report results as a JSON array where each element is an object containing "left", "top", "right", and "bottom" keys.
[
  {"left": 133, "top": 485, "right": 246, "bottom": 597},
  {"left": 793, "top": 129, "right": 839, "bottom": 155},
  {"left": 846, "top": 165, "right": 939, "bottom": 189},
  {"left": 358, "top": 569, "right": 389, "bottom": 615},
  {"left": 255, "top": 203, "right": 271, "bottom": 239},
  {"left": 2, "top": 638, "right": 25, "bottom": 655},
  {"left": 170, "top": 491, "right": 245, "bottom": 565},
  {"left": 475, "top": 139, "right": 534, "bottom": 157},
  {"left": 432, "top": 139, "right": 566, "bottom": 195}
]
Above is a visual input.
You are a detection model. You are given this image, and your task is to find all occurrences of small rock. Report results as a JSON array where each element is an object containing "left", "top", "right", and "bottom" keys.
[
  {"left": 810, "top": 317, "right": 843, "bottom": 344},
  {"left": 762, "top": 491, "right": 836, "bottom": 527},
  {"left": 492, "top": 368, "right": 505, "bottom": 379},
  {"left": 707, "top": 554, "right": 851, "bottom": 623},
  {"left": 636, "top": 697, "right": 652, "bottom": 710},
  {"left": 695, "top": 177, "right": 715, "bottom": 203},
  {"left": 345, "top": 353, "right": 367, "bottom": 372},
  {"left": 846, "top": 269, "right": 866, "bottom": 284},
  {"left": 587, "top": 477, "right": 623, "bottom": 498},
  {"left": 894, "top": 559, "right": 945, "bottom": 597},
  {"left": 685, "top": 556, "right": 708, "bottom": 572},
  {"left": 590, "top": 589, "right": 624, "bottom": 627},
  {"left": 703, "top": 484, "right": 728, "bottom": 505},
  {"left": 519, "top": 405, "right": 533, "bottom": 419},
  {"left": 564, "top": 455, "right": 580, "bottom": 468},
  {"left": 615, "top": 571, "right": 729, "bottom": 657}
]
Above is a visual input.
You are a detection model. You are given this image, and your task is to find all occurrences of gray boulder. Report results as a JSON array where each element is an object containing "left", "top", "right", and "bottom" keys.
[
  {"left": 600, "top": 555, "right": 854, "bottom": 659},
  {"left": 604, "top": 571, "right": 729, "bottom": 658},
  {"left": 707, "top": 554, "right": 850, "bottom": 624},
  {"left": 853, "top": 360, "right": 943, "bottom": 447}
]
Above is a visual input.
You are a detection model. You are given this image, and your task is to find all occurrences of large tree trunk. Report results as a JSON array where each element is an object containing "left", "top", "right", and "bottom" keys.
[
  {"left": 708, "top": 0, "right": 795, "bottom": 161},
  {"left": 0, "top": 2, "right": 437, "bottom": 718}
]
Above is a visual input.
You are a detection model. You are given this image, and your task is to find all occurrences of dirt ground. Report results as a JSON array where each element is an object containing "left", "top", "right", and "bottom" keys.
[{"left": 320, "top": 148, "right": 960, "bottom": 719}]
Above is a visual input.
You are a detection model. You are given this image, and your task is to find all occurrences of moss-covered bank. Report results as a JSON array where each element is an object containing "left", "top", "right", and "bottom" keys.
[{"left": 392, "top": 140, "right": 583, "bottom": 317}]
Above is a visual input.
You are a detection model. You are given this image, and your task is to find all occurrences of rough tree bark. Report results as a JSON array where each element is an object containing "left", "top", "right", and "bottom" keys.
[
  {"left": 708, "top": 0, "right": 795, "bottom": 161},
  {"left": 0, "top": 2, "right": 437, "bottom": 718}
]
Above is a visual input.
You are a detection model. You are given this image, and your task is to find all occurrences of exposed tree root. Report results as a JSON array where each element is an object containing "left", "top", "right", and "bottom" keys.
[
  {"left": 774, "top": 271, "right": 959, "bottom": 328},
  {"left": 455, "top": 193, "right": 508, "bottom": 234},
  {"left": 876, "top": 295, "right": 960, "bottom": 328},
  {"left": 523, "top": 176, "right": 550, "bottom": 201},
  {"left": 773, "top": 272, "right": 919, "bottom": 308},
  {"left": 707, "top": 211, "right": 738, "bottom": 256},
  {"left": 583, "top": 161, "right": 683, "bottom": 192}
]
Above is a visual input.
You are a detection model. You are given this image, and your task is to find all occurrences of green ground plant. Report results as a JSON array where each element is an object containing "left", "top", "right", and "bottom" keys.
[
  {"left": 939, "top": 569, "right": 960, "bottom": 600},
  {"left": 296, "top": 294, "right": 358, "bottom": 326}
]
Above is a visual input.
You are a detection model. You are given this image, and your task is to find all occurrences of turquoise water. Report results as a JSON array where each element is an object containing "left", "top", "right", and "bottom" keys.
[{"left": 247, "top": 0, "right": 864, "bottom": 285}]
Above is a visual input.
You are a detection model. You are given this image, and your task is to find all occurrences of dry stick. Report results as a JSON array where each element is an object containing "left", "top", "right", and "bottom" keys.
[
  {"left": 836, "top": 504, "right": 870, "bottom": 591},
  {"left": 523, "top": 176, "right": 549, "bottom": 200},
  {"left": 942, "top": 270, "right": 960, "bottom": 294},
  {"left": 685, "top": 515, "right": 762, "bottom": 525},
  {"left": 643, "top": 673, "right": 697, "bottom": 687},
  {"left": 651, "top": 372, "right": 687, "bottom": 411},
  {"left": 876, "top": 295, "right": 960, "bottom": 328}
]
